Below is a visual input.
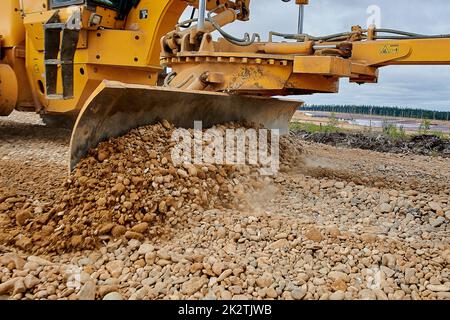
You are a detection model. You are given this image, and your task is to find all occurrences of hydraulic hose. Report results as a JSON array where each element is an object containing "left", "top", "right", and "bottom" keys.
[
  {"left": 373, "top": 28, "right": 450, "bottom": 40},
  {"left": 270, "top": 29, "right": 450, "bottom": 43},
  {"left": 178, "top": 8, "right": 196, "bottom": 29},
  {"left": 207, "top": 7, "right": 260, "bottom": 46}
]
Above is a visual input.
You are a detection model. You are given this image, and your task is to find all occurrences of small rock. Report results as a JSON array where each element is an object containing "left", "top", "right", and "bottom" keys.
[
  {"left": 97, "top": 150, "right": 109, "bottom": 162},
  {"left": 229, "top": 285, "right": 242, "bottom": 295},
  {"left": 158, "top": 201, "right": 167, "bottom": 213},
  {"left": 232, "top": 294, "right": 249, "bottom": 300},
  {"left": 266, "top": 287, "right": 278, "bottom": 299},
  {"left": 329, "top": 291, "right": 345, "bottom": 300},
  {"left": 16, "top": 210, "right": 31, "bottom": 226},
  {"left": 360, "top": 233, "right": 377, "bottom": 243},
  {"left": 305, "top": 228, "right": 323, "bottom": 242},
  {"left": 23, "top": 261, "right": 39, "bottom": 271},
  {"left": 291, "top": 288, "right": 306, "bottom": 300},
  {"left": 129, "top": 286, "right": 148, "bottom": 300},
  {"left": 177, "top": 169, "right": 189, "bottom": 178},
  {"left": 78, "top": 281, "right": 96, "bottom": 300},
  {"left": 404, "top": 268, "right": 416, "bottom": 284},
  {"left": 156, "top": 249, "right": 171, "bottom": 260},
  {"left": 393, "top": 290, "right": 405, "bottom": 300},
  {"left": 27, "top": 256, "right": 53, "bottom": 266},
  {"left": 185, "top": 164, "right": 198, "bottom": 177},
  {"left": 13, "top": 279, "right": 26, "bottom": 295},
  {"left": 217, "top": 269, "right": 233, "bottom": 282},
  {"left": 0, "top": 278, "right": 19, "bottom": 295},
  {"left": 112, "top": 183, "right": 126, "bottom": 195},
  {"left": 96, "top": 197, "right": 107, "bottom": 207},
  {"left": 328, "top": 271, "right": 350, "bottom": 282},
  {"left": 327, "top": 226, "right": 341, "bottom": 238},
  {"left": 128, "top": 238, "right": 142, "bottom": 250},
  {"left": 381, "top": 254, "right": 396, "bottom": 268},
  {"left": 212, "top": 262, "right": 224, "bottom": 277},
  {"left": 124, "top": 231, "right": 144, "bottom": 240},
  {"left": 71, "top": 235, "right": 83, "bottom": 247},
  {"left": 138, "top": 244, "right": 154, "bottom": 255},
  {"left": 373, "top": 289, "right": 388, "bottom": 300},
  {"left": 380, "top": 266, "right": 395, "bottom": 278},
  {"left": 444, "top": 250, "right": 450, "bottom": 265},
  {"left": 428, "top": 201, "right": 443, "bottom": 212},
  {"left": 331, "top": 279, "right": 347, "bottom": 292},
  {"left": 111, "top": 225, "right": 127, "bottom": 237},
  {"left": 123, "top": 201, "right": 133, "bottom": 209},
  {"left": 103, "top": 292, "right": 123, "bottom": 300},
  {"left": 0, "top": 253, "right": 26, "bottom": 270},
  {"left": 144, "top": 252, "right": 156, "bottom": 265},
  {"left": 23, "top": 274, "right": 40, "bottom": 289},
  {"left": 334, "top": 182, "right": 345, "bottom": 189},
  {"left": 131, "top": 222, "right": 149, "bottom": 234},
  {"left": 256, "top": 272, "right": 274, "bottom": 288},
  {"left": 98, "top": 285, "right": 119, "bottom": 298},
  {"left": 268, "top": 239, "right": 289, "bottom": 250},
  {"left": 106, "top": 260, "right": 124, "bottom": 278},
  {"left": 426, "top": 284, "right": 450, "bottom": 292},
  {"left": 221, "top": 290, "right": 232, "bottom": 300},
  {"left": 379, "top": 203, "right": 392, "bottom": 213},
  {"left": 98, "top": 223, "right": 115, "bottom": 235},
  {"left": 430, "top": 217, "right": 445, "bottom": 228},
  {"left": 161, "top": 119, "right": 172, "bottom": 130},
  {"left": 181, "top": 277, "right": 208, "bottom": 295},
  {"left": 35, "top": 290, "right": 48, "bottom": 299},
  {"left": 358, "top": 289, "right": 376, "bottom": 300},
  {"left": 436, "top": 292, "right": 450, "bottom": 299}
]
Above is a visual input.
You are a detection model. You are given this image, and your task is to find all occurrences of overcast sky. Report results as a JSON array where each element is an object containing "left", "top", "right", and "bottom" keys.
[{"left": 185, "top": 0, "right": 450, "bottom": 111}]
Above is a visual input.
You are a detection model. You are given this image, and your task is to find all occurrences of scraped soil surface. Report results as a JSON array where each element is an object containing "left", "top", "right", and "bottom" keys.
[{"left": 0, "top": 112, "right": 449, "bottom": 301}]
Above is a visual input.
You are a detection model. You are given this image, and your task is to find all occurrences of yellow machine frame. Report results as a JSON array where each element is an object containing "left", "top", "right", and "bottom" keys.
[{"left": 1, "top": 0, "right": 450, "bottom": 120}]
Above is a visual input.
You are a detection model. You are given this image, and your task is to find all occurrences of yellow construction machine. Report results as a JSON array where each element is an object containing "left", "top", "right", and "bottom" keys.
[{"left": 1, "top": 0, "right": 450, "bottom": 170}]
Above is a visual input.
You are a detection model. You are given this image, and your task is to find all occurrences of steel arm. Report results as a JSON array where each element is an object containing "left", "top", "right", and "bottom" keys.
[
  {"left": 160, "top": 1, "right": 450, "bottom": 96},
  {"left": 351, "top": 38, "right": 450, "bottom": 66}
]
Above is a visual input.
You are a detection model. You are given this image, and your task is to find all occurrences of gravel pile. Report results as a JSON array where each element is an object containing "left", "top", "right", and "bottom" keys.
[
  {"left": 0, "top": 121, "right": 303, "bottom": 255},
  {"left": 0, "top": 160, "right": 448, "bottom": 300}
]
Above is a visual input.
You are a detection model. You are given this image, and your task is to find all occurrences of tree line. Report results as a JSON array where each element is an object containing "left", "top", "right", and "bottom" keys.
[{"left": 302, "top": 105, "right": 450, "bottom": 121}]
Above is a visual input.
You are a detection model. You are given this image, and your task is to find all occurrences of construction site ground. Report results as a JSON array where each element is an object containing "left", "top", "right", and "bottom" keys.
[{"left": 0, "top": 111, "right": 449, "bottom": 300}]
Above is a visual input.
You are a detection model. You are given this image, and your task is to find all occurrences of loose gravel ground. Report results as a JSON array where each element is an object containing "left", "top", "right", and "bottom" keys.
[{"left": 0, "top": 112, "right": 449, "bottom": 300}]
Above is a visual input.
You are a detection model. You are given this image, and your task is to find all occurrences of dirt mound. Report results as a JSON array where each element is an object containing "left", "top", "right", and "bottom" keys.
[
  {"left": 295, "top": 131, "right": 450, "bottom": 157},
  {"left": 0, "top": 122, "right": 303, "bottom": 255},
  {"left": 409, "top": 134, "right": 450, "bottom": 153}
]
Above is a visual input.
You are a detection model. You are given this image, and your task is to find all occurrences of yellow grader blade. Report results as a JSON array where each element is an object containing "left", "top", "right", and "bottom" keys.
[{"left": 69, "top": 81, "right": 301, "bottom": 171}]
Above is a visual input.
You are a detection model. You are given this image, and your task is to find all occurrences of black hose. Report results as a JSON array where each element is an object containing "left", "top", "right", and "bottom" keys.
[
  {"left": 207, "top": 7, "right": 260, "bottom": 46},
  {"left": 163, "top": 72, "right": 177, "bottom": 87},
  {"left": 374, "top": 28, "right": 450, "bottom": 39},
  {"left": 176, "top": 7, "right": 260, "bottom": 46},
  {"left": 178, "top": 8, "right": 197, "bottom": 28},
  {"left": 271, "top": 28, "right": 450, "bottom": 43}
]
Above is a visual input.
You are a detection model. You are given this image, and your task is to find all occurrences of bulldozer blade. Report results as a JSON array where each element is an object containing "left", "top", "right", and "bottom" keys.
[{"left": 69, "top": 81, "right": 301, "bottom": 171}]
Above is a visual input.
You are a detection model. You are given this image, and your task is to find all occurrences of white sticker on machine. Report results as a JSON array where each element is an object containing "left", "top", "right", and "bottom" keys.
[{"left": 140, "top": 9, "right": 148, "bottom": 19}]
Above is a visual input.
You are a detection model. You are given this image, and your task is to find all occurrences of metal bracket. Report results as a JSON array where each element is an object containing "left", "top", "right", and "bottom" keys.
[{"left": 44, "top": 10, "right": 81, "bottom": 100}]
